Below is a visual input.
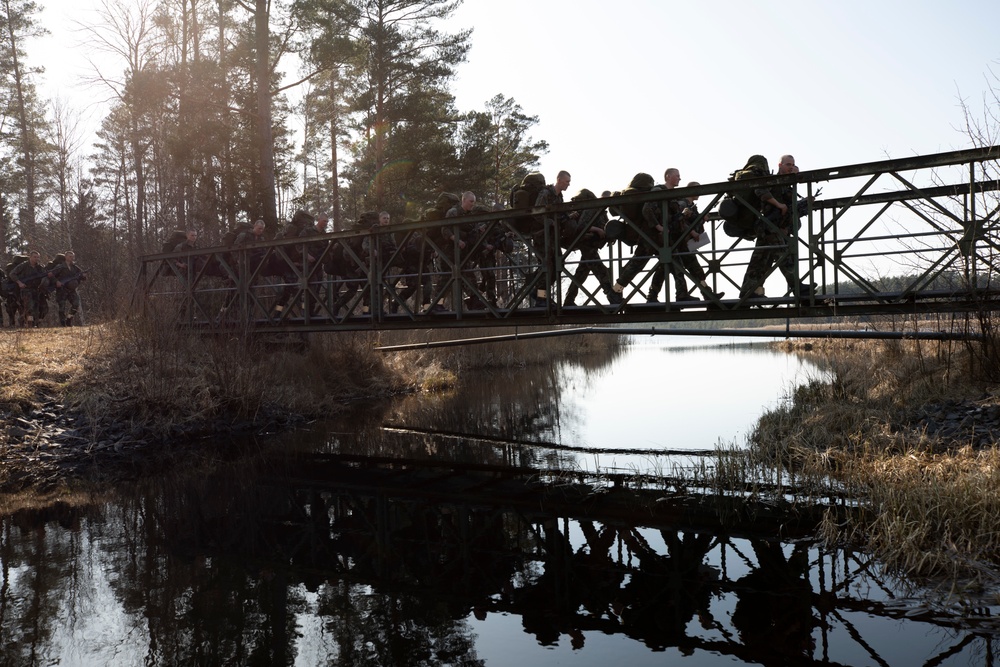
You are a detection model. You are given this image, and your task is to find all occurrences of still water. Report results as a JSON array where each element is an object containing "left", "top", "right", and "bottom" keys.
[{"left": 1, "top": 336, "right": 997, "bottom": 666}]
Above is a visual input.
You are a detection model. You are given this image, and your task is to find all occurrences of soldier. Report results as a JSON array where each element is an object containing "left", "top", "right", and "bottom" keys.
[
  {"left": 271, "top": 209, "right": 317, "bottom": 318},
  {"left": 49, "top": 251, "right": 88, "bottom": 326},
  {"left": 443, "top": 192, "right": 490, "bottom": 310},
  {"left": 610, "top": 171, "right": 661, "bottom": 301},
  {"left": 0, "top": 265, "right": 13, "bottom": 327},
  {"left": 361, "top": 208, "right": 398, "bottom": 315},
  {"left": 217, "top": 220, "right": 267, "bottom": 320},
  {"left": 315, "top": 212, "right": 330, "bottom": 234},
  {"left": 739, "top": 155, "right": 814, "bottom": 299},
  {"left": 562, "top": 188, "right": 614, "bottom": 307},
  {"left": 176, "top": 229, "right": 195, "bottom": 252},
  {"left": 531, "top": 170, "right": 572, "bottom": 308},
  {"left": 0, "top": 266, "right": 7, "bottom": 327},
  {"left": 418, "top": 192, "right": 461, "bottom": 314},
  {"left": 647, "top": 177, "right": 723, "bottom": 303},
  {"left": 10, "top": 251, "right": 47, "bottom": 327},
  {"left": 174, "top": 229, "right": 198, "bottom": 259}
]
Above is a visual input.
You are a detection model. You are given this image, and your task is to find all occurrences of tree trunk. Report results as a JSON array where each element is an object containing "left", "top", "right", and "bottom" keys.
[
  {"left": 330, "top": 71, "right": 341, "bottom": 231},
  {"left": 255, "top": 0, "right": 278, "bottom": 227},
  {"left": 2, "top": 0, "right": 37, "bottom": 246}
]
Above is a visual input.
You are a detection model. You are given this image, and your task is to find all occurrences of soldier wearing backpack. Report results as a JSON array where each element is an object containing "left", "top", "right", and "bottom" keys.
[
  {"left": 610, "top": 171, "right": 659, "bottom": 302},
  {"left": 444, "top": 192, "right": 495, "bottom": 310},
  {"left": 10, "top": 251, "right": 48, "bottom": 326},
  {"left": 0, "top": 263, "right": 17, "bottom": 327},
  {"left": 2, "top": 256, "right": 29, "bottom": 326},
  {"left": 529, "top": 170, "right": 572, "bottom": 308},
  {"left": 49, "top": 251, "right": 88, "bottom": 326},
  {"left": 739, "top": 155, "right": 815, "bottom": 299},
  {"left": 561, "top": 188, "right": 615, "bottom": 307}
]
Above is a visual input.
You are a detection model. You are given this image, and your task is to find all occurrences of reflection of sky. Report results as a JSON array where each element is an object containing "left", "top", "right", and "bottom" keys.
[{"left": 547, "top": 336, "right": 831, "bottom": 474}]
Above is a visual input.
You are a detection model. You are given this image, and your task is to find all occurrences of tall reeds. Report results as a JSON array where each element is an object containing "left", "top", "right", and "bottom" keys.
[{"left": 753, "top": 332, "right": 1000, "bottom": 584}]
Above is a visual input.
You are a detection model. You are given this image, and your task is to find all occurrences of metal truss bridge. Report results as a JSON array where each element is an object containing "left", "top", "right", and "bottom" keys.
[{"left": 135, "top": 146, "right": 1000, "bottom": 338}]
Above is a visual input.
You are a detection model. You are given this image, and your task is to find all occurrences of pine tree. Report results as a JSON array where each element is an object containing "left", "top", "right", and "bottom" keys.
[{"left": 0, "top": 0, "right": 51, "bottom": 249}]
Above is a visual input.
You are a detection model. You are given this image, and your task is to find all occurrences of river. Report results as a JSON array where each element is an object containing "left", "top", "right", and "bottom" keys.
[{"left": 1, "top": 335, "right": 997, "bottom": 666}]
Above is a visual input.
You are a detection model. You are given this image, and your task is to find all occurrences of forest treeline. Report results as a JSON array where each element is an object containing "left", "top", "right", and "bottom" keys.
[{"left": 0, "top": 0, "right": 546, "bottom": 317}]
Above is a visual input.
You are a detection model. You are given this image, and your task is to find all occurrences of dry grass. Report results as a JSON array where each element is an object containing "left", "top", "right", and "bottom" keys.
[
  {"left": 2, "top": 314, "right": 623, "bottom": 436},
  {"left": 377, "top": 326, "right": 627, "bottom": 374},
  {"left": 751, "top": 335, "right": 1000, "bottom": 584},
  {"left": 0, "top": 326, "right": 107, "bottom": 415},
  {"left": 66, "top": 313, "right": 417, "bottom": 430}
]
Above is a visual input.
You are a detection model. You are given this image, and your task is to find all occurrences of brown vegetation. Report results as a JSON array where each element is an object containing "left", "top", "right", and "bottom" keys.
[
  {"left": 751, "top": 336, "right": 1000, "bottom": 586},
  {"left": 0, "top": 315, "right": 625, "bottom": 496}
]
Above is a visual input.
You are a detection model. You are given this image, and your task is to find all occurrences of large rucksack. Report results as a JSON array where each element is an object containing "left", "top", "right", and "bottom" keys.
[
  {"left": 507, "top": 172, "right": 547, "bottom": 234},
  {"left": 561, "top": 188, "right": 606, "bottom": 248},
  {"left": 161, "top": 229, "right": 188, "bottom": 253},
  {"left": 159, "top": 230, "right": 190, "bottom": 275},
  {"left": 275, "top": 209, "right": 315, "bottom": 240},
  {"left": 606, "top": 172, "right": 655, "bottom": 246},
  {"left": 45, "top": 254, "right": 66, "bottom": 272},
  {"left": 420, "top": 193, "right": 460, "bottom": 244},
  {"left": 222, "top": 221, "right": 254, "bottom": 247},
  {"left": 5, "top": 254, "right": 28, "bottom": 275},
  {"left": 720, "top": 155, "right": 770, "bottom": 240}
]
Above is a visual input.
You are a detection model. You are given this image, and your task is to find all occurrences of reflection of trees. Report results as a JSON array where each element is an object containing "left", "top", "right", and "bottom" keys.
[
  {"left": 1, "top": 443, "right": 993, "bottom": 665},
  {"left": 388, "top": 343, "right": 625, "bottom": 445},
  {"left": 305, "top": 343, "right": 626, "bottom": 474},
  {"left": 94, "top": 470, "right": 496, "bottom": 666},
  {"left": 97, "top": 483, "right": 306, "bottom": 666},
  {"left": 0, "top": 503, "right": 93, "bottom": 667}
]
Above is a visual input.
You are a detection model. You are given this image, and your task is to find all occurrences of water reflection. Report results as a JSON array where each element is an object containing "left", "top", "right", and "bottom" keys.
[
  {"left": 0, "top": 341, "right": 996, "bottom": 666},
  {"left": 335, "top": 336, "right": 834, "bottom": 477},
  {"left": 1, "top": 456, "right": 996, "bottom": 666}
]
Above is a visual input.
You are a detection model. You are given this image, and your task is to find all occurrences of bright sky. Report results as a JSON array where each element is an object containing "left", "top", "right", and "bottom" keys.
[
  {"left": 31, "top": 0, "right": 1000, "bottom": 198},
  {"left": 450, "top": 0, "right": 1000, "bottom": 194}
]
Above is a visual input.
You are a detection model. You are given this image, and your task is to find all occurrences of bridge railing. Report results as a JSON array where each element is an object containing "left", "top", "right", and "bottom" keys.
[{"left": 135, "top": 146, "right": 1000, "bottom": 330}]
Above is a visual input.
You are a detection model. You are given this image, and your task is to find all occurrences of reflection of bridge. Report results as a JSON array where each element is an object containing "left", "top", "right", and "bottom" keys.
[
  {"left": 135, "top": 147, "right": 1000, "bottom": 335},
  {"left": 205, "top": 453, "right": 994, "bottom": 665}
]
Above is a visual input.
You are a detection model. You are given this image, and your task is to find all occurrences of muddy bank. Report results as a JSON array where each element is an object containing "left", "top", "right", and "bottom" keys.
[
  {"left": 0, "top": 395, "right": 310, "bottom": 493},
  {"left": 0, "top": 323, "right": 413, "bottom": 494},
  {"left": 0, "top": 322, "right": 627, "bottom": 495}
]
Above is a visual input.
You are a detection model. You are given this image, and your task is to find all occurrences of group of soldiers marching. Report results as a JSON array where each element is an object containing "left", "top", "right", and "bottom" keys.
[
  {"left": 163, "top": 154, "right": 811, "bottom": 321},
  {"left": 166, "top": 184, "right": 707, "bottom": 320},
  {"left": 0, "top": 251, "right": 88, "bottom": 328}
]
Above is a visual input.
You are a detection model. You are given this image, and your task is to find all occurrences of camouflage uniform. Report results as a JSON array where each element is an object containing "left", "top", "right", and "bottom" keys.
[
  {"left": 646, "top": 198, "right": 709, "bottom": 302},
  {"left": 9, "top": 257, "right": 48, "bottom": 326},
  {"left": 739, "top": 182, "right": 800, "bottom": 298},
  {"left": 444, "top": 202, "right": 495, "bottom": 309},
  {"left": 50, "top": 259, "right": 87, "bottom": 326},
  {"left": 529, "top": 184, "right": 567, "bottom": 306},
  {"left": 419, "top": 193, "right": 461, "bottom": 313},
  {"left": 614, "top": 187, "right": 664, "bottom": 295},
  {"left": 0, "top": 267, "right": 8, "bottom": 327},
  {"left": 562, "top": 198, "right": 614, "bottom": 306}
]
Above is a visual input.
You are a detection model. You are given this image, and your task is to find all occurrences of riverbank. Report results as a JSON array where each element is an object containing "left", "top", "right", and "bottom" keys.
[
  {"left": 752, "top": 336, "right": 1000, "bottom": 587},
  {"left": 0, "top": 323, "right": 403, "bottom": 495},
  {"left": 0, "top": 320, "right": 625, "bottom": 497}
]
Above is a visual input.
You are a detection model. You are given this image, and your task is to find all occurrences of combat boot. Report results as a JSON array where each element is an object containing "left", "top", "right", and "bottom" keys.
[
  {"left": 697, "top": 280, "right": 725, "bottom": 301},
  {"left": 674, "top": 287, "right": 699, "bottom": 302},
  {"left": 563, "top": 284, "right": 578, "bottom": 307}
]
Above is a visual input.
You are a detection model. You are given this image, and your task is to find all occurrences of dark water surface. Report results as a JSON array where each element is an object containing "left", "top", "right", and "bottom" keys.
[{"left": 1, "top": 337, "right": 997, "bottom": 666}]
